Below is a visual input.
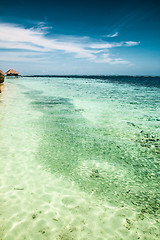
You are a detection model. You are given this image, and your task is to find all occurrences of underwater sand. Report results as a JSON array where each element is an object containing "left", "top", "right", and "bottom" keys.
[{"left": 0, "top": 77, "right": 160, "bottom": 239}]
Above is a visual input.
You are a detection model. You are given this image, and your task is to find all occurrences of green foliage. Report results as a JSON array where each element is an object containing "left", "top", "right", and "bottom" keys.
[{"left": 0, "top": 73, "right": 5, "bottom": 83}]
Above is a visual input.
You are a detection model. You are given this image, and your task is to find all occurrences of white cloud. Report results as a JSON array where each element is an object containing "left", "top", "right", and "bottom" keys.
[
  {"left": 125, "top": 41, "right": 140, "bottom": 46},
  {"left": 90, "top": 41, "right": 140, "bottom": 49},
  {"left": 90, "top": 42, "right": 123, "bottom": 49},
  {"left": 95, "top": 53, "right": 130, "bottom": 64},
  {"left": 0, "top": 22, "right": 140, "bottom": 65},
  {"left": 0, "top": 23, "right": 96, "bottom": 59},
  {"left": 106, "top": 32, "right": 119, "bottom": 38}
]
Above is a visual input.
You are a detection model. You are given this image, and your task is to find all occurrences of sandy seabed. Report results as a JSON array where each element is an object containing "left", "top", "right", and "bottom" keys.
[{"left": 0, "top": 82, "right": 160, "bottom": 240}]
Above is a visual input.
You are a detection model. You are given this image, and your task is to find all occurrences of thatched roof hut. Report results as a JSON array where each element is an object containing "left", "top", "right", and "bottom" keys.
[
  {"left": 5, "top": 69, "right": 19, "bottom": 76},
  {"left": 0, "top": 70, "right": 5, "bottom": 75}
]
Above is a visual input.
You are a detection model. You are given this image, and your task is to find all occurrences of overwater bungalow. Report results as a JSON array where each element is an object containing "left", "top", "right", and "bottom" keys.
[{"left": 5, "top": 69, "right": 19, "bottom": 77}]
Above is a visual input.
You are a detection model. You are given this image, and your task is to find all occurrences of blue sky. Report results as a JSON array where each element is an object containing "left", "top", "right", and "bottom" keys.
[{"left": 0, "top": 0, "right": 160, "bottom": 75}]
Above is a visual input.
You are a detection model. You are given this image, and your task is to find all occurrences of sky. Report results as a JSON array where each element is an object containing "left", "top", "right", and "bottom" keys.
[{"left": 0, "top": 0, "right": 160, "bottom": 75}]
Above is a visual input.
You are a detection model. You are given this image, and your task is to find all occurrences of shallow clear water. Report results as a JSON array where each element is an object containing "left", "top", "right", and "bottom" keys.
[{"left": 0, "top": 76, "right": 160, "bottom": 239}]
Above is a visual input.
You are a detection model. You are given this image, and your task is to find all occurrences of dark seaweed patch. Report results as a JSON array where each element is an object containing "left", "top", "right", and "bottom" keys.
[{"left": 30, "top": 97, "right": 72, "bottom": 110}]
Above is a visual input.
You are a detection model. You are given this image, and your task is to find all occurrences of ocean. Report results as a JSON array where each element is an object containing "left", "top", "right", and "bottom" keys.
[{"left": 0, "top": 76, "right": 160, "bottom": 239}]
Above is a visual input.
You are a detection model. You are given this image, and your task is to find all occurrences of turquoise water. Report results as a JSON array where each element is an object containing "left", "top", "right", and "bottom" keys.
[{"left": 0, "top": 76, "right": 160, "bottom": 239}]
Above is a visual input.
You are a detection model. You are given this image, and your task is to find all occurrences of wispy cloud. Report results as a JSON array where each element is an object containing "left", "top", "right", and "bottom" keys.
[
  {"left": 125, "top": 41, "right": 140, "bottom": 46},
  {"left": 90, "top": 41, "right": 140, "bottom": 50},
  {"left": 0, "top": 23, "right": 96, "bottom": 59},
  {"left": 0, "top": 22, "right": 140, "bottom": 65},
  {"left": 90, "top": 42, "right": 122, "bottom": 49},
  {"left": 106, "top": 32, "right": 119, "bottom": 38},
  {"left": 96, "top": 53, "right": 130, "bottom": 64}
]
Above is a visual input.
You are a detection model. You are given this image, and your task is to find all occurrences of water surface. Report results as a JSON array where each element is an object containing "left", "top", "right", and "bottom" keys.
[{"left": 0, "top": 76, "right": 160, "bottom": 239}]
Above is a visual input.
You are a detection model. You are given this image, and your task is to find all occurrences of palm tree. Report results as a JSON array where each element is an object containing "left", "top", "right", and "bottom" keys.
[{"left": 0, "top": 72, "right": 5, "bottom": 83}]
